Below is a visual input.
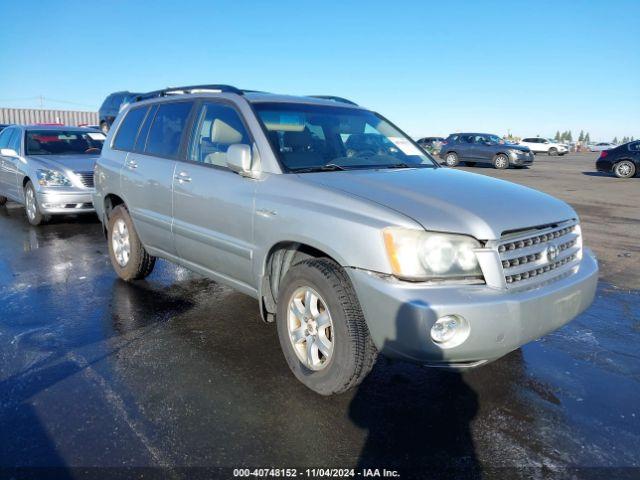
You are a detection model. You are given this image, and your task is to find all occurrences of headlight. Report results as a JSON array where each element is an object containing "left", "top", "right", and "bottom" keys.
[
  {"left": 383, "top": 227, "right": 484, "bottom": 281},
  {"left": 509, "top": 149, "right": 525, "bottom": 156},
  {"left": 37, "top": 169, "right": 72, "bottom": 187}
]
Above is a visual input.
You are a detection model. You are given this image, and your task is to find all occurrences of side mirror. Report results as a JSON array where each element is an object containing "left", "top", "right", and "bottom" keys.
[
  {"left": 226, "top": 144, "right": 252, "bottom": 175},
  {"left": 0, "top": 148, "right": 18, "bottom": 157}
]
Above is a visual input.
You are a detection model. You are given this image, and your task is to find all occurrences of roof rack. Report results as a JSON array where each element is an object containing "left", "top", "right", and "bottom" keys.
[
  {"left": 132, "top": 84, "right": 244, "bottom": 102},
  {"left": 308, "top": 95, "right": 358, "bottom": 106}
]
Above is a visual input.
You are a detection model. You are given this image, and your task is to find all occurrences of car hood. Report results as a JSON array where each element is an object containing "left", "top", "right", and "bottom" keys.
[
  {"left": 27, "top": 154, "right": 100, "bottom": 172},
  {"left": 298, "top": 167, "right": 576, "bottom": 239}
]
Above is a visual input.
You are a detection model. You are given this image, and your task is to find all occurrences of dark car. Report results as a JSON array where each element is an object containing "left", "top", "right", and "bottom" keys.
[
  {"left": 416, "top": 136, "right": 445, "bottom": 154},
  {"left": 596, "top": 141, "right": 639, "bottom": 178},
  {"left": 440, "top": 132, "right": 533, "bottom": 169},
  {"left": 0, "top": 124, "right": 9, "bottom": 132},
  {"left": 98, "top": 91, "right": 141, "bottom": 134}
]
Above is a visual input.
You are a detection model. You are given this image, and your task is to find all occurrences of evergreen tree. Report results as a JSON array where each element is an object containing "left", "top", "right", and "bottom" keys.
[
  {"left": 555, "top": 131, "right": 561, "bottom": 141},
  {"left": 613, "top": 137, "right": 618, "bottom": 144},
  {"left": 578, "top": 130, "right": 584, "bottom": 142},
  {"left": 585, "top": 132, "right": 590, "bottom": 143},
  {"left": 567, "top": 131, "right": 573, "bottom": 142}
]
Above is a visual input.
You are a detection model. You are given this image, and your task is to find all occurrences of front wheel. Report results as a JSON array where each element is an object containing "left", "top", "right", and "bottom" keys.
[
  {"left": 24, "top": 181, "right": 49, "bottom": 226},
  {"left": 493, "top": 154, "right": 509, "bottom": 169},
  {"left": 0, "top": 195, "right": 7, "bottom": 206},
  {"left": 107, "top": 205, "right": 156, "bottom": 281},
  {"left": 276, "top": 258, "right": 377, "bottom": 395},
  {"left": 444, "top": 152, "right": 459, "bottom": 167},
  {"left": 614, "top": 160, "right": 636, "bottom": 179},
  {"left": 548, "top": 147, "right": 558, "bottom": 156}
]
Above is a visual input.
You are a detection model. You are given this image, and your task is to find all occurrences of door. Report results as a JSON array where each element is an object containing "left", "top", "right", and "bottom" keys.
[
  {"left": 455, "top": 134, "right": 474, "bottom": 159},
  {"left": 172, "top": 101, "right": 257, "bottom": 289},
  {"left": 0, "top": 127, "right": 13, "bottom": 197},
  {"left": 118, "top": 101, "right": 193, "bottom": 256},
  {"left": 469, "top": 134, "right": 490, "bottom": 161},
  {"left": 0, "top": 127, "right": 21, "bottom": 200}
]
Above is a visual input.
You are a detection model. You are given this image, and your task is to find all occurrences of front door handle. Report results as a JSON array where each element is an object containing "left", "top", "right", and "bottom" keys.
[
  {"left": 174, "top": 171, "right": 192, "bottom": 183},
  {"left": 125, "top": 159, "right": 138, "bottom": 169}
]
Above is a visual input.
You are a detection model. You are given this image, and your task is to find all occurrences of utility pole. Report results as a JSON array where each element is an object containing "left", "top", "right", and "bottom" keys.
[{"left": 38, "top": 95, "right": 44, "bottom": 109}]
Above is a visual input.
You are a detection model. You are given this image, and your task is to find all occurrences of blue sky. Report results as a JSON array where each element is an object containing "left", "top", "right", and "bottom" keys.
[{"left": 0, "top": 0, "right": 638, "bottom": 141}]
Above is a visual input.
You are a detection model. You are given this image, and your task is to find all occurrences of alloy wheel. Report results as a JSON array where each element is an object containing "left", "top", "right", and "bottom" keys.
[
  {"left": 111, "top": 218, "right": 131, "bottom": 267},
  {"left": 615, "top": 161, "right": 634, "bottom": 178},
  {"left": 25, "top": 188, "right": 37, "bottom": 221},
  {"left": 495, "top": 155, "right": 508, "bottom": 168},
  {"left": 287, "top": 286, "right": 334, "bottom": 371}
]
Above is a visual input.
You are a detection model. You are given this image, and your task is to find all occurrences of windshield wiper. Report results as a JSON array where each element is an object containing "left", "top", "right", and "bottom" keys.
[{"left": 291, "top": 163, "right": 348, "bottom": 173}]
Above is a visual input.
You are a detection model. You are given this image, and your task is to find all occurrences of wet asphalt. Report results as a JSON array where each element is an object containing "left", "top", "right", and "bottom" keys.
[{"left": 0, "top": 153, "right": 639, "bottom": 479}]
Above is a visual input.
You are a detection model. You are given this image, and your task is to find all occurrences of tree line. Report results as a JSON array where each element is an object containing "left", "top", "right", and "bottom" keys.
[{"left": 553, "top": 130, "right": 635, "bottom": 144}]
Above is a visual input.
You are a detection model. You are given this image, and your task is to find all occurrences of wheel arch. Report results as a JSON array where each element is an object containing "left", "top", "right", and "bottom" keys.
[
  {"left": 258, "top": 241, "right": 343, "bottom": 323},
  {"left": 102, "top": 193, "right": 126, "bottom": 237}
]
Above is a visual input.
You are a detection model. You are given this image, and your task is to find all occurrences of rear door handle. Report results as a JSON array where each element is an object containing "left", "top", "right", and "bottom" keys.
[
  {"left": 125, "top": 159, "right": 138, "bottom": 169},
  {"left": 174, "top": 171, "right": 192, "bottom": 183}
]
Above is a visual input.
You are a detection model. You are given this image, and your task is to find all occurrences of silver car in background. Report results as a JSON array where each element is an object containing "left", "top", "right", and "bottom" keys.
[
  {"left": 93, "top": 85, "right": 598, "bottom": 395},
  {"left": 0, "top": 125, "right": 104, "bottom": 225}
]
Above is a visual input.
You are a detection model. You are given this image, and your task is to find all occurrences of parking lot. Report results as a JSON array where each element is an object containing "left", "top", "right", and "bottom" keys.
[{"left": 0, "top": 152, "right": 638, "bottom": 478}]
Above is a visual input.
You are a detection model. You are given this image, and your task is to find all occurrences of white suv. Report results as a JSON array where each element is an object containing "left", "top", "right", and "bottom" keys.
[{"left": 519, "top": 137, "right": 568, "bottom": 156}]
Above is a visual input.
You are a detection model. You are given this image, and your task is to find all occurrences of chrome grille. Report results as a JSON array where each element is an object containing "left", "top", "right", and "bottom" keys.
[
  {"left": 497, "top": 220, "right": 582, "bottom": 290},
  {"left": 74, "top": 171, "right": 94, "bottom": 188}
]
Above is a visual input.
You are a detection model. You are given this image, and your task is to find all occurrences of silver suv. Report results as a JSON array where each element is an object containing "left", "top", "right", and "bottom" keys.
[{"left": 93, "top": 85, "right": 598, "bottom": 395}]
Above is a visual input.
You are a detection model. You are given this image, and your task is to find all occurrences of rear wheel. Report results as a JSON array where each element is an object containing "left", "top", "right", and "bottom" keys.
[
  {"left": 548, "top": 147, "right": 558, "bottom": 156},
  {"left": 0, "top": 196, "right": 7, "bottom": 206},
  {"left": 107, "top": 205, "right": 156, "bottom": 281},
  {"left": 444, "top": 152, "right": 459, "bottom": 167},
  {"left": 613, "top": 160, "right": 636, "bottom": 179},
  {"left": 24, "top": 181, "right": 49, "bottom": 226},
  {"left": 493, "top": 154, "right": 509, "bottom": 169},
  {"left": 276, "top": 258, "right": 377, "bottom": 395}
]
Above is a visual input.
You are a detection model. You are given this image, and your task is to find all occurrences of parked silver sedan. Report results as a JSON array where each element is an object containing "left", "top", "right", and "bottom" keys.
[{"left": 0, "top": 125, "right": 104, "bottom": 225}]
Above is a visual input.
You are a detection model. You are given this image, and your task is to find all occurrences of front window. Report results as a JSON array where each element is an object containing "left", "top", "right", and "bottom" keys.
[
  {"left": 26, "top": 130, "right": 105, "bottom": 155},
  {"left": 254, "top": 103, "right": 437, "bottom": 172}
]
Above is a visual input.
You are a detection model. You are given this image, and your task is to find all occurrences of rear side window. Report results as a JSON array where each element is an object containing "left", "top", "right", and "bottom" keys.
[
  {"left": 0, "top": 127, "right": 12, "bottom": 148},
  {"left": 134, "top": 105, "right": 157, "bottom": 152},
  {"left": 629, "top": 142, "right": 640, "bottom": 151},
  {"left": 113, "top": 106, "right": 149, "bottom": 151},
  {"left": 8, "top": 128, "right": 22, "bottom": 152},
  {"left": 145, "top": 102, "right": 193, "bottom": 158}
]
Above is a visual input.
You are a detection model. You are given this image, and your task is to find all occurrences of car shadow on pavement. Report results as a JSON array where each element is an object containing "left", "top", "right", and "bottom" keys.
[
  {"left": 581, "top": 172, "right": 611, "bottom": 177},
  {"left": 349, "top": 303, "right": 480, "bottom": 479}
]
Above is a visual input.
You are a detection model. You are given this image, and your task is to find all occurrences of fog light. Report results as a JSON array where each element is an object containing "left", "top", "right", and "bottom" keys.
[{"left": 430, "top": 315, "right": 470, "bottom": 348}]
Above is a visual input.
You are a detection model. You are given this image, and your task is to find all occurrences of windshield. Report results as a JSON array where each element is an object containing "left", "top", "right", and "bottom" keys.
[
  {"left": 254, "top": 103, "right": 438, "bottom": 172},
  {"left": 26, "top": 130, "right": 105, "bottom": 155}
]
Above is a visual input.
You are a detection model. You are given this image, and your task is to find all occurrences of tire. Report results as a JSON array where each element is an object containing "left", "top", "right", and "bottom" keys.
[
  {"left": 493, "top": 154, "right": 509, "bottom": 169},
  {"left": 100, "top": 122, "right": 109, "bottom": 134},
  {"left": 444, "top": 152, "right": 459, "bottom": 167},
  {"left": 465, "top": 161, "right": 476, "bottom": 167},
  {"left": 107, "top": 205, "right": 156, "bottom": 281},
  {"left": 548, "top": 147, "right": 558, "bottom": 156},
  {"left": 276, "top": 258, "right": 377, "bottom": 395},
  {"left": 0, "top": 196, "right": 7, "bottom": 206},
  {"left": 613, "top": 160, "right": 636, "bottom": 179},
  {"left": 24, "top": 181, "right": 49, "bottom": 226}
]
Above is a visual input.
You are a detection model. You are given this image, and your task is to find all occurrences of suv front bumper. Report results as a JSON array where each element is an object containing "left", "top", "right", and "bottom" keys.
[
  {"left": 347, "top": 249, "right": 598, "bottom": 367},
  {"left": 509, "top": 151, "right": 534, "bottom": 165}
]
